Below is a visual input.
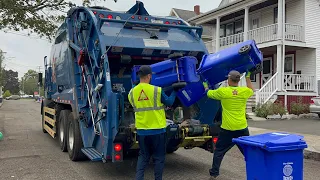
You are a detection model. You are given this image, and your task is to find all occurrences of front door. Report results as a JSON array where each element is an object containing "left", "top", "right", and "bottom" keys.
[
  {"left": 284, "top": 54, "right": 295, "bottom": 89},
  {"left": 261, "top": 57, "right": 273, "bottom": 86}
]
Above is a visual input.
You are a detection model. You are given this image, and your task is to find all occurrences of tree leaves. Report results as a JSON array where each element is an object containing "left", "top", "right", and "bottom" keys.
[{"left": 0, "top": 0, "right": 108, "bottom": 40}]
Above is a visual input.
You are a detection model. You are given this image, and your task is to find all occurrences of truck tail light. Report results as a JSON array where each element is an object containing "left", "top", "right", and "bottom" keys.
[
  {"left": 107, "top": 14, "right": 113, "bottom": 19},
  {"left": 114, "top": 144, "right": 122, "bottom": 152},
  {"left": 113, "top": 143, "right": 123, "bottom": 162},
  {"left": 310, "top": 99, "right": 315, "bottom": 104},
  {"left": 213, "top": 137, "right": 218, "bottom": 144},
  {"left": 115, "top": 154, "right": 121, "bottom": 161}
]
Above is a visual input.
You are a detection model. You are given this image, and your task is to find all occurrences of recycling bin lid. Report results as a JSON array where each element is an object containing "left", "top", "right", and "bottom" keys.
[{"left": 233, "top": 132, "right": 308, "bottom": 152}]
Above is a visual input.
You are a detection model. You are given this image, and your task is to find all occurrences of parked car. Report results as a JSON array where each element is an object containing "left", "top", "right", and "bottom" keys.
[
  {"left": 6, "top": 95, "right": 20, "bottom": 100},
  {"left": 310, "top": 96, "right": 320, "bottom": 118}
]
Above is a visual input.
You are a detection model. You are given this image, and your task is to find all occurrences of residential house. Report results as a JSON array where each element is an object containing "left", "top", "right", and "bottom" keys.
[
  {"left": 188, "top": 0, "right": 320, "bottom": 112},
  {"left": 169, "top": 5, "right": 213, "bottom": 42}
]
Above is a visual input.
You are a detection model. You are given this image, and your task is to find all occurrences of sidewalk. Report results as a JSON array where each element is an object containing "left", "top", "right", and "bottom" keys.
[{"left": 249, "top": 127, "right": 320, "bottom": 161}]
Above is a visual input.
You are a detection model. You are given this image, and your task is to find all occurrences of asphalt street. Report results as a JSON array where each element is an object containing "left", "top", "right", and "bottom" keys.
[{"left": 1, "top": 100, "right": 320, "bottom": 180}]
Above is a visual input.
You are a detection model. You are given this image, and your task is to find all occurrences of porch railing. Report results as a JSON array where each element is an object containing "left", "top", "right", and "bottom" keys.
[
  {"left": 207, "top": 23, "right": 304, "bottom": 53},
  {"left": 220, "top": 32, "right": 244, "bottom": 49},
  {"left": 256, "top": 72, "right": 279, "bottom": 105},
  {"left": 248, "top": 24, "right": 278, "bottom": 44},
  {"left": 284, "top": 74, "right": 316, "bottom": 92},
  {"left": 285, "top": 23, "right": 304, "bottom": 42}
]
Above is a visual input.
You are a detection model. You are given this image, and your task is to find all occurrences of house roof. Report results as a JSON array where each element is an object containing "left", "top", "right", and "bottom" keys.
[
  {"left": 171, "top": 8, "right": 203, "bottom": 21},
  {"left": 170, "top": 8, "right": 212, "bottom": 38},
  {"left": 218, "top": 0, "right": 239, "bottom": 8},
  {"left": 188, "top": 0, "right": 244, "bottom": 23}
]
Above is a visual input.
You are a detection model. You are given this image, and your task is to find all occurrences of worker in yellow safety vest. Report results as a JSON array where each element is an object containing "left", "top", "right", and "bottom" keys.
[
  {"left": 128, "top": 65, "right": 177, "bottom": 180},
  {"left": 203, "top": 70, "right": 254, "bottom": 179}
]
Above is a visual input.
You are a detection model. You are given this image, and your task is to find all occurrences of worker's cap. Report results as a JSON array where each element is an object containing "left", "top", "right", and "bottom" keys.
[
  {"left": 137, "top": 65, "right": 153, "bottom": 76},
  {"left": 227, "top": 70, "right": 241, "bottom": 81}
]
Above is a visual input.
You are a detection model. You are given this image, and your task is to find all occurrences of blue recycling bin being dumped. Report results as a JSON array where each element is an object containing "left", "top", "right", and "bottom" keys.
[
  {"left": 197, "top": 40, "right": 263, "bottom": 87},
  {"left": 131, "top": 56, "right": 199, "bottom": 87},
  {"left": 233, "top": 132, "right": 308, "bottom": 180}
]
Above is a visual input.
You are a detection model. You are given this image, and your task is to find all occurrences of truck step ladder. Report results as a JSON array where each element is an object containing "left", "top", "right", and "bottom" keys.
[
  {"left": 81, "top": 147, "right": 102, "bottom": 161},
  {"left": 43, "top": 107, "right": 56, "bottom": 138}
]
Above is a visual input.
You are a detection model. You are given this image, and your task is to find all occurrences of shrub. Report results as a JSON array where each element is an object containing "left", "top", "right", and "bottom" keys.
[
  {"left": 3, "top": 90, "right": 11, "bottom": 98},
  {"left": 255, "top": 101, "right": 286, "bottom": 118},
  {"left": 290, "top": 97, "right": 310, "bottom": 115}
]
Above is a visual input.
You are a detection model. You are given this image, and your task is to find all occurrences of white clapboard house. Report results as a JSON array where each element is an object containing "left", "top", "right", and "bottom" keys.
[{"left": 188, "top": 0, "right": 320, "bottom": 112}]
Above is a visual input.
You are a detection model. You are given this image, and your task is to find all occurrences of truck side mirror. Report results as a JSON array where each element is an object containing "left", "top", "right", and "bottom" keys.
[{"left": 38, "top": 73, "right": 43, "bottom": 87}]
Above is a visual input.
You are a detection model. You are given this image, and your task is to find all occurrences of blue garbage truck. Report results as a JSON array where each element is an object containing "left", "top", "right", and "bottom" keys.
[{"left": 40, "top": 1, "right": 262, "bottom": 163}]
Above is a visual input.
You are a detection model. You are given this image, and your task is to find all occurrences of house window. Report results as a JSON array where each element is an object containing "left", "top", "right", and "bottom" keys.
[
  {"left": 235, "top": 19, "right": 244, "bottom": 34},
  {"left": 252, "top": 18, "right": 259, "bottom": 29},
  {"left": 284, "top": 55, "right": 294, "bottom": 73},
  {"left": 226, "top": 23, "right": 234, "bottom": 36},
  {"left": 220, "top": 24, "right": 226, "bottom": 38}
]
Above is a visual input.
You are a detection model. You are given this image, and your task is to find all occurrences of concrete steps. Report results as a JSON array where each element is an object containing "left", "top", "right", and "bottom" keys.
[{"left": 246, "top": 92, "right": 256, "bottom": 113}]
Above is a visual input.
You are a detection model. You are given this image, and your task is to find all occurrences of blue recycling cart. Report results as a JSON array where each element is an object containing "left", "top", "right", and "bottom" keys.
[
  {"left": 131, "top": 56, "right": 199, "bottom": 87},
  {"left": 198, "top": 40, "right": 263, "bottom": 87},
  {"left": 233, "top": 132, "right": 308, "bottom": 180}
]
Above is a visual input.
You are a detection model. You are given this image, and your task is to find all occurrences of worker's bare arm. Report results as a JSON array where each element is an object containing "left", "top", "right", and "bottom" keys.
[{"left": 246, "top": 77, "right": 254, "bottom": 91}]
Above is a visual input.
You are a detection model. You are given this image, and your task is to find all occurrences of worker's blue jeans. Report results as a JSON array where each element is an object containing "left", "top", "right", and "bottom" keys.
[
  {"left": 136, "top": 132, "right": 166, "bottom": 180},
  {"left": 209, "top": 127, "right": 250, "bottom": 177}
]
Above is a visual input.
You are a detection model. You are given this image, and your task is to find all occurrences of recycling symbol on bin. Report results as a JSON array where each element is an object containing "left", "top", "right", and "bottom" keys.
[{"left": 283, "top": 164, "right": 293, "bottom": 177}]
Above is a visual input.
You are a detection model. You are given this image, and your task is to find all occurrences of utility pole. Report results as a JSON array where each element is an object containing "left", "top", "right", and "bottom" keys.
[{"left": 37, "top": 66, "right": 41, "bottom": 97}]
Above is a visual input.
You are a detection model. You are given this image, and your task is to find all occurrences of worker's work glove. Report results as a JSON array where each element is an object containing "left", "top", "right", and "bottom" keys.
[
  {"left": 245, "top": 71, "right": 251, "bottom": 78},
  {"left": 203, "top": 81, "right": 209, "bottom": 91}
]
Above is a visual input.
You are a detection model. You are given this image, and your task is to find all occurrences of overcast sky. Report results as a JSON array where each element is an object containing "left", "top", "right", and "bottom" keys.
[{"left": 0, "top": 0, "right": 222, "bottom": 78}]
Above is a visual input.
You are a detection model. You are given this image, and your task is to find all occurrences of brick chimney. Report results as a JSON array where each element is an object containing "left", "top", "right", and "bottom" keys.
[{"left": 194, "top": 5, "right": 200, "bottom": 15}]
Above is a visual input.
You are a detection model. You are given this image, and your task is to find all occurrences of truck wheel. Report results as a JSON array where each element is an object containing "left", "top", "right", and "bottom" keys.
[
  {"left": 166, "top": 147, "right": 179, "bottom": 154},
  {"left": 58, "top": 110, "right": 70, "bottom": 152},
  {"left": 238, "top": 45, "right": 251, "bottom": 54},
  {"left": 67, "top": 113, "right": 86, "bottom": 161}
]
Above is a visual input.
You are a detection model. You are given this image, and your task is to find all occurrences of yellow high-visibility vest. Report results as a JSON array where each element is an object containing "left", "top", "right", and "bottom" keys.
[{"left": 128, "top": 83, "right": 166, "bottom": 130}]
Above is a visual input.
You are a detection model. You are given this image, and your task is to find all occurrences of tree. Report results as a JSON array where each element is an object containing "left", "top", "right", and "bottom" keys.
[
  {"left": 0, "top": 49, "right": 4, "bottom": 87},
  {"left": 21, "top": 69, "right": 38, "bottom": 95},
  {"left": 3, "top": 90, "right": 11, "bottom": 98},
  {"left": 0, "top": 0, "right": 107, "bottom": 40},
  {"left": 3, "top": 69, "right": 19, "bottom": 94}
]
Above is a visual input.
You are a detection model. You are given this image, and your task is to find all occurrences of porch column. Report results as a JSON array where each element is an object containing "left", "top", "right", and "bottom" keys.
[
  {"left": 276, "top": 44, "right": 283, "bottom": 90},
  {"left": 277, "top": 0, "right": 283, "bottom": 40},
  {"left": 244, "top": 6, "right": 249, "bottom": 41},
  {"left": 215, "top": 17, "right": 220, "bottom": 52}
]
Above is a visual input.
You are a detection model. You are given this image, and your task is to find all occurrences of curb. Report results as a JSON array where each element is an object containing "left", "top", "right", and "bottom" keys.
[{"left": 304, "top": 149, "right": 320, "bottom": 161}]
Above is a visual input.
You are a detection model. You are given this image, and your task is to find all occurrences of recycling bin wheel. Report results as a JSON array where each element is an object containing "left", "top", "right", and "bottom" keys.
[
  {"left": 238, "top": 44, "right": 251, "bottom": 54},
  {"left": 250, "top": 63, "right": 263, "bottom": 75}
]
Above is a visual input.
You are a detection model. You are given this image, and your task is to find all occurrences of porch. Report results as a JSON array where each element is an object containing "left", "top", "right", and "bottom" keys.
[
  {"left": 204, "top": 23, "right": 304, "bottom": 53},
  {"left": 249, "top": 46, "right": 318, "bottom": 105}
]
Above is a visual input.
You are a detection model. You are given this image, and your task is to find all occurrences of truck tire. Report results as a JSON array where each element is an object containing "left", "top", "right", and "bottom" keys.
[
  {"left": 58, "top": 110, "right": 70, "bottom": 152},
  {"left": 166, "top": 146, "right": 179, "bottom": 154},
  {"left": 67, "top": 112, "right": 86, "bottom": 161}
]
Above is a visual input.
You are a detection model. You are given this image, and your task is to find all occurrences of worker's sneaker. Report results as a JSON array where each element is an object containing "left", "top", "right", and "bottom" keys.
[{"left": 209, "top": 175, "right": 219, "bottom": 180}]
